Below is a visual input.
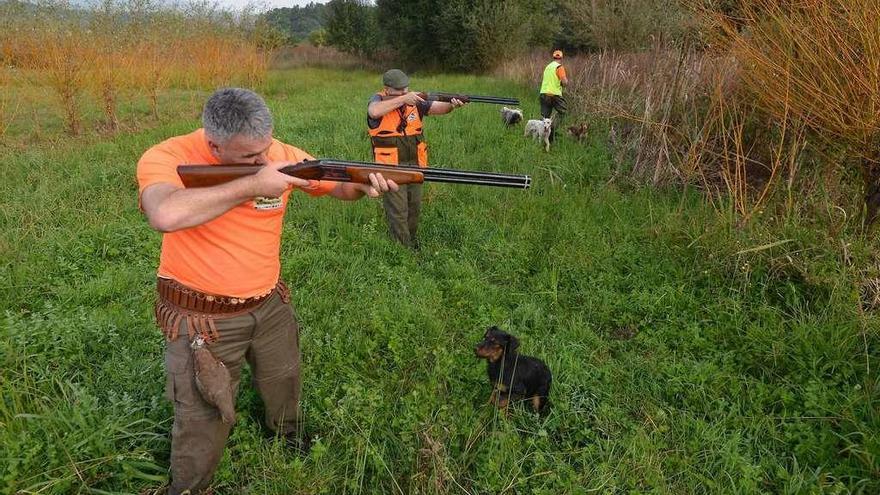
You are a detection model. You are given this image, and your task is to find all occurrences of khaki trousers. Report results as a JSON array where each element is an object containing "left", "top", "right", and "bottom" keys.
[
  {"left": 164, "top": 291, "right": 301, "bottom": 495},
  {"left": 382, "top": 183, "right": 423, "bottom": 248}
]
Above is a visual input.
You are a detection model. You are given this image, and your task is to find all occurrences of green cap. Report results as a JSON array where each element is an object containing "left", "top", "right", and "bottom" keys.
[{"left": 382, "top": 69, "right": 409, "bottom": 90}]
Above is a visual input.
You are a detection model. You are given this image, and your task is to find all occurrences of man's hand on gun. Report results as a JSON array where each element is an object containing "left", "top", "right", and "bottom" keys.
[
  {"left": 354, "top": 172, "right": 400, "bottom": 198},
  {"left": 251, "top": 161, "right": 398, "bottom": 198},
  {"left": 401, "top": 92, "right": 426, "bottom": 106},
  {"left": 449, "top": 98, "right": 466, "bottom": 108},
  {"left": 250, "top": 161, "right": 307, "bottom": 197}
]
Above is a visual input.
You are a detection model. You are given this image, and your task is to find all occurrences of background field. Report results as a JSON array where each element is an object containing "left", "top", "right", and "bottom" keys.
[{"left": 1, "top": 68, "right": 879, "bottom": 494}]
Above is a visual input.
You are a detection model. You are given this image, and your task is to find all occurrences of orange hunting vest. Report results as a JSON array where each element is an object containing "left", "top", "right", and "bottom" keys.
[{"left": 368, "top": 91, "right": 428, "bottom": 168}]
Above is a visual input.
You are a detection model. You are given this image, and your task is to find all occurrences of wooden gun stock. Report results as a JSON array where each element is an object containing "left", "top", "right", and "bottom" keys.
[{"left": 177, "top": 159, "right": 531, "bottom": 190}]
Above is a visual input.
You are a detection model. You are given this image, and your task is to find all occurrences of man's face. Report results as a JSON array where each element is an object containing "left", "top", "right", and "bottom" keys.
[
  {"left": 385, "top": 86, "right": 408, "bottom": 96},
  {"left": 208, "top": 133, "right": 273, "bottom": 165}
]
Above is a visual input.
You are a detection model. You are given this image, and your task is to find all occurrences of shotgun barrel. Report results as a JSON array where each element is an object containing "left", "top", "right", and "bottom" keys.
[
  {"left": 177, "top": 159, "right": 531, "bottom": 190},
  {"left": 378, "top": 92, "right": 520, "bottom": 106},
  {"left": 428, "top": 93, "right": 520, "bottom": 106}
]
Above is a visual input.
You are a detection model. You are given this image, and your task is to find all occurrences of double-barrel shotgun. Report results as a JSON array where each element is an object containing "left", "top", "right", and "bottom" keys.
[
  {"left": 380, "top": 92, "right": 519, "bottom": 106},
  {"left": 177, "top": 159, "right": 531, "bottom": 189}
]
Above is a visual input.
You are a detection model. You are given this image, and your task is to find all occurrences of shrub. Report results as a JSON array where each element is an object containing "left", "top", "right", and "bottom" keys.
[
  {"left": 325, "top": 0, "right": 380, "bottom": 58},
  {"left": 375, "top": 0, "right": 555, "bottom": 72},
  {"left": 706, "top": 0, "right": 880, "bottom": 223},
  {"left": 557, "top": 0, "right": 694, "bottom": 52}
]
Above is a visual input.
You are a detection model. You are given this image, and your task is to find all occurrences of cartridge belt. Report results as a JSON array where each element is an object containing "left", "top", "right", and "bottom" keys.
[{"left": 154, "top": 277, "right": 291, "bottom": 343}]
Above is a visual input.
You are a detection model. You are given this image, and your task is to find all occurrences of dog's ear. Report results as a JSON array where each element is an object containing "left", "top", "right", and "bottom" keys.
[{"left": 504, "top": 334, "right": 520, "bottom": 352}]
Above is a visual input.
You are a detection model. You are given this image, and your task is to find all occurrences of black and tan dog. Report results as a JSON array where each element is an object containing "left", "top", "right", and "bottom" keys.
[{"left": 474, "top": 326, "right": 551, "bottom": 414}]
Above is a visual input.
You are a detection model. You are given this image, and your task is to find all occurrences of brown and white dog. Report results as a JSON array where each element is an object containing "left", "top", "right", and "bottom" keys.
[{"left": 567, "top": 122, "right": 589, "bottom": 142}]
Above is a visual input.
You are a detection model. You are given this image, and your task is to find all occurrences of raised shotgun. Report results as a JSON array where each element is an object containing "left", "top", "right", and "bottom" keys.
[
  {"left": 380, "top": 92, "right": 519, "bottom": 106},
  {"left": 177, "top": 159, "right": 531, "bottom": 189}
]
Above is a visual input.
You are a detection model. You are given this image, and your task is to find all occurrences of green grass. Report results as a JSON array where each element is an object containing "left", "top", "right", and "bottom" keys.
[{"left": 1, "top": 67, "right": 879, "bottom": 494}]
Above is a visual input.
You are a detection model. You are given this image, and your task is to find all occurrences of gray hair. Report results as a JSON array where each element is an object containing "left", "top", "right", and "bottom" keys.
[{"left": 202, "top": 88, "right": 273, "bottom": 143}]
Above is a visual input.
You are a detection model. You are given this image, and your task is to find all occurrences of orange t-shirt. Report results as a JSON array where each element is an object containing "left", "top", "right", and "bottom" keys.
[{"left": 136, "top": 129, "right": 337, "bottom": 298}]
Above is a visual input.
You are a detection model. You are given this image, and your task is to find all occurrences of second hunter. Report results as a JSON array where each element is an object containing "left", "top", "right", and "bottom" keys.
[{"left": 367, "top": 68, "right": 467, "bottom": 249}]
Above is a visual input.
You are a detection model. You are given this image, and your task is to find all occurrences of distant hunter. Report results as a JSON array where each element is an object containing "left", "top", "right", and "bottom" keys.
[
  {"left": 367, "top": 68, "right": 468, "bottom": 249},
  {"left": 539, "top": 49, "right": 570, "bottom": 142}
]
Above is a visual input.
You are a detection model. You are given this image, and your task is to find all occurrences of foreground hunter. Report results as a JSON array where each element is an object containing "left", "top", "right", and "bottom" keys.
[{"left": 137, "top": 88, "right": 397, "bottom": 494}]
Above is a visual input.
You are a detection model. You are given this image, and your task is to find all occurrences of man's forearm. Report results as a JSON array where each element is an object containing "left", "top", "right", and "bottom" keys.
[
  {"left": 368, "top": 97, "right": 407, "bottom": 119},
  {"left": 328, "top": 182, "right": 366, "bottom": 201},
  {"left": 145, "top": 177, "right": 259, "bottom": 232},
  {"left": 428, "top": 101, "right": 454, "bottom": 115}
]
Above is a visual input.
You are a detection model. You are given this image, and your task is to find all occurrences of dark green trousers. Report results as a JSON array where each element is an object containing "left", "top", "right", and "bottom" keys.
[
  {"left": 164, "top": 292, "right": 301, "bottom": 494},
  {"left": 540, "top": 93, "right": 567, "bottom": 142},
  {"left": 382, "top": 183, "right": 422, "bottom": 248}
]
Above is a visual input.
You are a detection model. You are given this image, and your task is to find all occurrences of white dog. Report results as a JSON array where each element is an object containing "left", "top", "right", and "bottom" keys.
[
  {"left": 524, "top": 118, "right": 552, "bottom": 152},
  {"left": 500, "top": 106, "right": 523, "bottom": 126}
]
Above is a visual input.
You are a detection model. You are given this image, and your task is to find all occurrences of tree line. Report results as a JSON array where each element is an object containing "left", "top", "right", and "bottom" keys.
[
  {"left": 262, "top": 2, "right": 329, "bottom": 45},
  {"left": 317, "top": 0, "right": 697, "bottom": 71},
  {"left": 260, "top": 0, "right": 707, "bottom": 72}
]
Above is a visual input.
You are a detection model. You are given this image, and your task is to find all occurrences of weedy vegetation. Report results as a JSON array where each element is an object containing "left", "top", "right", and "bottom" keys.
[{"left": 2, "top": 66, "right": 879, "bottom": 493}]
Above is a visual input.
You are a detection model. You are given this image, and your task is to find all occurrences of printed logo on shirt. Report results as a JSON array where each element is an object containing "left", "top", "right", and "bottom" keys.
[
  {"left": 407, "top": 112, "right": 417, "bottom": 122},
  {"left": 253, "top": 196, "right": 283, "bottom": 210}
]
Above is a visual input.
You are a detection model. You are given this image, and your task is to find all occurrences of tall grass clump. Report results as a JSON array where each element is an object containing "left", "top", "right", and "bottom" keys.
[
  {"left": 558, "top": 0, "right": 694, "bottom": 51},
  {"left": 0, "top": 0, "right": 281, "bottom": 139},
  {"left": 89, "top": 3, "right": 131, "bottom": 132},
  {"left": 43, "top": 20, "right": 90, "bottom": 135},
  {"left": 0, "top": 68, "right": 18, "bottom": 139},
  {"left": 706, "top": 0, "right": 880, "bottom": 224}
]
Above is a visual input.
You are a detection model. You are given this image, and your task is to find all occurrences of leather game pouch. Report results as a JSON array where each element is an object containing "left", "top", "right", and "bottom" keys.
[{"left": 191, "top": 336, "right": 236, "bottom": 424}]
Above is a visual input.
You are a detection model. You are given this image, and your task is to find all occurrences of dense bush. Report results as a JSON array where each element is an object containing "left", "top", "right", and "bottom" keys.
[
  {"left": 325, "top": 0, "right": 380, "bottom": 58},
  {"left": 262, "top": 2, "right": 328, "bottom": 43},
  {"left": 557, "top": 0, "right": 693, "bottom": 52}
]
